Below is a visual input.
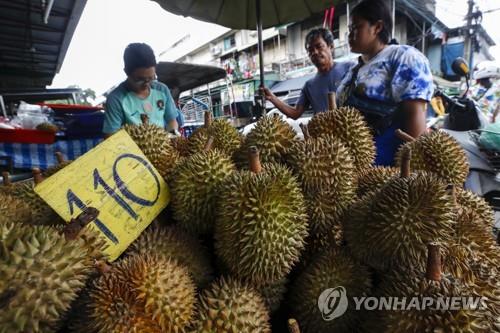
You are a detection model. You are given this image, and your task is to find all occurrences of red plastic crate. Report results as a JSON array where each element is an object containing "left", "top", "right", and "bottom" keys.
[
  {"left": 0, "top": 128, "right": 55, "bottom": 144},
  {"left": 41, "top": 103, "right": 103, "bottom": 114}
]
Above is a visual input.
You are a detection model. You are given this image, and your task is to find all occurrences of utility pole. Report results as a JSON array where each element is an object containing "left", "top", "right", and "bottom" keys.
[{"left": 463, "top": 0, "right": 474, "bottom": 68}]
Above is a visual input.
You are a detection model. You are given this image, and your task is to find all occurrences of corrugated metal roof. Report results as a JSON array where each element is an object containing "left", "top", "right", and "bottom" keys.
[{"left": 0, "top": 0, "right": 87, "bottom": 90}]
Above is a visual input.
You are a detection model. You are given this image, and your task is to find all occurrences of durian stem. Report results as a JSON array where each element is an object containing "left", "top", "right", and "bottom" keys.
[
  {"left": 140, "top": 113, "right": 149, "bottom": 124},
  {"left": 288, "top": 319, "right": 301, "bottom": 333},
  {"left": 204, "top": 136, "right": 214, "bottom": 152},
  {"left": 395, "top": 129, "right": 415, "bottom": 143},
  {"left": 55, "top": 151, "right": 65, "bottom": 164},
  {"left": 32, "top": 168, "right": 44, "bottom": 184},
  {"left": 426, "top": 243, "right": 442, "bottom": 281},
  {"left": 299, "top": 123, "right": 310, "bottom": 140},
  {"left": 328, "top": 92, "right": 337, "bottom": 110},
  {"left": 400, "top": 148, "right": 411, "bottom": 178},
  {"left": 1, "top": 171, "right": 10, "bottom": 186},
  {"left": 94, "top": 259, "right": 112, "bottom": 274},
  {"left": 204, "top": 111, "right": 213, "bottom": 128},
  {"left": 248, "top": 146, "right": 262, "bottom": 173}
]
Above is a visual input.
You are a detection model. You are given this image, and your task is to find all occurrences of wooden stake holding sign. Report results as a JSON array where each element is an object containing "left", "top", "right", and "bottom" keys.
[{"left": 35, "top": 129, "right": 170, "bottom": 261}]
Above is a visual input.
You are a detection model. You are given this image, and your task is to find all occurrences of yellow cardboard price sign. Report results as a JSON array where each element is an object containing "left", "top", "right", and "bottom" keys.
[{"left": 35, "top": 129, "right": 169, "bottom": 261}]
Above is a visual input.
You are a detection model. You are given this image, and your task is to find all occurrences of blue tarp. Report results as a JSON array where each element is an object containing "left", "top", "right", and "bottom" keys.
[{"left": 441, "top": 42, "right": 464, "bottom": 77}]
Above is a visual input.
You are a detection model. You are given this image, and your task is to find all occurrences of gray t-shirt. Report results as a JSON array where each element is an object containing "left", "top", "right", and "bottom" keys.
[{"left": 297, "top": 61, "right": 354, "bottom": 113}]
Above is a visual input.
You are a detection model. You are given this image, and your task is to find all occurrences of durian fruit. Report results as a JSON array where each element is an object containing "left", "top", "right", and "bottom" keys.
[
  {"left": 84, "top": 253, "right": 196, "bottom": 333},
  {"left": 0, "top": 169, "right": 60, "bottom": 226},
  {"left": 356, "top": 166, "right": 399, "bottom": 198},
  {"left": 249, "top": 278, "right": 288, "bottom": 313},
  {"left": 123, "top": 116, "right": 179, "bottom": 179},
  {"left": 455, "top": 208, "right": 500, "bottom": 268},
  {"left": 395, "top": 130, "right": 469, "bottom": 185},
  {"left": 126, "top": 224, "right": 213, "bottom": 288},
  {"left": 188, "top": 112, "right": 241, "bottom": 157},
  {"left": 285, "top": 134, "right": 356, "bottom": 236},
  {"left": 36, "top": 122, "right": 59, "bottom": 133},
  {"left": 342, "top": 153, "right": 455, "bottom": 272},
  {"left": 193, "top": 276, "right": 271, "bottom": 333},
  {"left": 170, "top": 140, "right": 236, "bottom": 235},
  {"left": 364, "top": 244, "right": 491, "bottom": 333},
  {"left": 44, "top": 152, "right": 72, "bottom": 177},
  {"left": 289, "top": 247, "right": 372, "bottom": 333},
  {"left": 0, "top": 222, "right": 96, "bottom": 332},
  {"left": 84, "top": 275, "right": 162, "bottom": 333},
  {"left": 0, "top": 192, "right": 32, "bottom": 225},
  {"left": 307, "top": 107, "right": 375, "bottom": 172},
  {"left": 233, "top": 114, "right": 296, "bottom": 168},
  {"left": 171, "top": 135, "right": 191, "bottom": 158},
  {"left": 124, "top": 254, "right": 197, "bottom": 332},
  {"left": 456, "top": 188, "right": 496, "bottom": 230},
  {"left": 215, "top": 148, "right": 308, "bottom": 284}
]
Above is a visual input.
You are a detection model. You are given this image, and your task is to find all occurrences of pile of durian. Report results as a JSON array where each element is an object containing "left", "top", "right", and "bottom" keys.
[{"left": 1, "top": 108, "right": 499, "bottom": 333}]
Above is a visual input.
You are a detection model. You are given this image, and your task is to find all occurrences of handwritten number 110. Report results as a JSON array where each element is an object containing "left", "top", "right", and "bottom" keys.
[{"left": 67, "top": 153, "right": 161, "bottom": 244}]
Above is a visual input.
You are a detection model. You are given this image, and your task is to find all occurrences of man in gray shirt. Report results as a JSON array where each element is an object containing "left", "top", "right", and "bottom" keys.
[{"left": 262, "top": 28, "right": 353, "bottom": 119}]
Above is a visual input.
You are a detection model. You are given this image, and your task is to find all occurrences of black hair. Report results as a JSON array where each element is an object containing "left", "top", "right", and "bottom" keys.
[
  {"left": 305, "top": 28, "right": 335, "bottom": 50},
  {"left": 351, "top": 0, "right": 393, "bottom": 44},
  {"left": 123, "top": 43, "right": 157, "bottom": 75}
]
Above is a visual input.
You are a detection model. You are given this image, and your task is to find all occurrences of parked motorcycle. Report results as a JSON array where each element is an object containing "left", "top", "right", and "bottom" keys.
[{"left": 435, "top": 57, "right": 500, "bottom": 243}]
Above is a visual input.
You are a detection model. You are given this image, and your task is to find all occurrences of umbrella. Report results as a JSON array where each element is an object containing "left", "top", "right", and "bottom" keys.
[{"left": 152, "top": 0, "right": 337, "bottom": 110}]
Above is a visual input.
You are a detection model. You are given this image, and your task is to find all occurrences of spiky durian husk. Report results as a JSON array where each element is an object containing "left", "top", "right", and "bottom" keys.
[
  {"left": 193, "top": 277, "right": 271, "bottom": 333},
  {"left": 233, "top": 115, "right": 296, "bottom": 168},
  {"left": 395, "top": 131, "right": 469, "bottom": 185},
  {"left": 0, "top": 181, "right": 60, "bottom": 226},
  {"left": 0, "top": 222, "right": 94, "bottom": 333},
  {"left": 124, "top": 254, "right": 197, "bottom": 331},
  {"left": 456, "top": 209, "right": 500, "bottom": 268},
  {"left": 356, "top": 166, "right": 399, "bottom": 198},
  {"left": 85, "top": 276, "right": 163, "bottom": 333},
  {"left": 289, "top": 247, "right": 372, "bottom": 333},
  {"left": 215, "top": 163, "right": 308, "bottom": 284},
  {"left": 44, "top": 160, "right": 72, "bottom": 177},
  {"left": 285, "top": 135, "right": 356, "bottom": 236},
  {"left": 307, "top": 107, "right": 375, "bottom": 172},
  {"left": 456, "top": 189, "right": 495, "bottom": 229},
  {"left": 0, "top": 193, "right": 32, "bottom": 225},
  {"left": 124, "top": 123, "right": 179, "bottom": 179},
  {"left": 85, "top": 253, "right": 196, "bottom": 333},
  {"left": 127, "top": 224, "right": 213, "bottom": 288},
  {"left": 171, "top": 135, "right": 191, "bottom": 158},
  {"left": 343, "top": 172, "right": 455, "bottom": 272},
  {"left": 188, "top": 118, "right": 242, "bottom": 156},
  {"left": 365, "top": 269, "right": 491, "bottom": 333},
  {"left": 170, "top": 149, "right": 235, "bottom": 235},
  {"left": 249, "top": 278, "right": 288, "bottom": 313},
  {"left": 285, "top": 135, "right": 355, "bottom": 193}
]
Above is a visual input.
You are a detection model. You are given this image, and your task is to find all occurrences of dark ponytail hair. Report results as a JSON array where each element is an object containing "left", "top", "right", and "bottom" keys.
[{"left": 351, "top": 0, "right": 393, "bottom": 45}]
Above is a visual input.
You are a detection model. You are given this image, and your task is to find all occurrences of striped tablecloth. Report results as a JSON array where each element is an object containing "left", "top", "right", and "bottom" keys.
[{"left": 0, "top": 138, "right": 103, "bottom": 170}]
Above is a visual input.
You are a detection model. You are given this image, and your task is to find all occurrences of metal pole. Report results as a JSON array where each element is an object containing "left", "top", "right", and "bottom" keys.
[
  {"left": 256, "top": 0, "right": 265, "bottom": 87},
  {"left": 421, "top": 21, "right": 426, "bottom": 54},
  {"left": 255, "top": 0, "right": 266, "bottom": 116},
  {"left": 464, "top": 0, "right": 474, "bottom": 69},
  {"left": 392, "top": 0, "right": 395, "bottom": 38},
  {"left": 0, "top": 95, "right": 7, "bottom": 118}
]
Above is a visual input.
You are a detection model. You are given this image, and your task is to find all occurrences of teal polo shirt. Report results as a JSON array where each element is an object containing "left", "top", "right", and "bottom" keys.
[{"left": 103, "top": 81, "right": 179, "bottom": 134}]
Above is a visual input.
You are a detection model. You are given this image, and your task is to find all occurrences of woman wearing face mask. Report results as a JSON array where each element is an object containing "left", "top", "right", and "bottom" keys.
[{"left": 337, "top": 0, "right": 434, "bottom": 166}]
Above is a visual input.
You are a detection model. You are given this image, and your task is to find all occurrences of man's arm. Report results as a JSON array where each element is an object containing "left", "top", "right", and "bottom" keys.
[
  {"left": 261, "top": 87, "right": 305, "bottom": 120},
  {"left": 402, "top": 99, "right": 427, "bottom": 138}
]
